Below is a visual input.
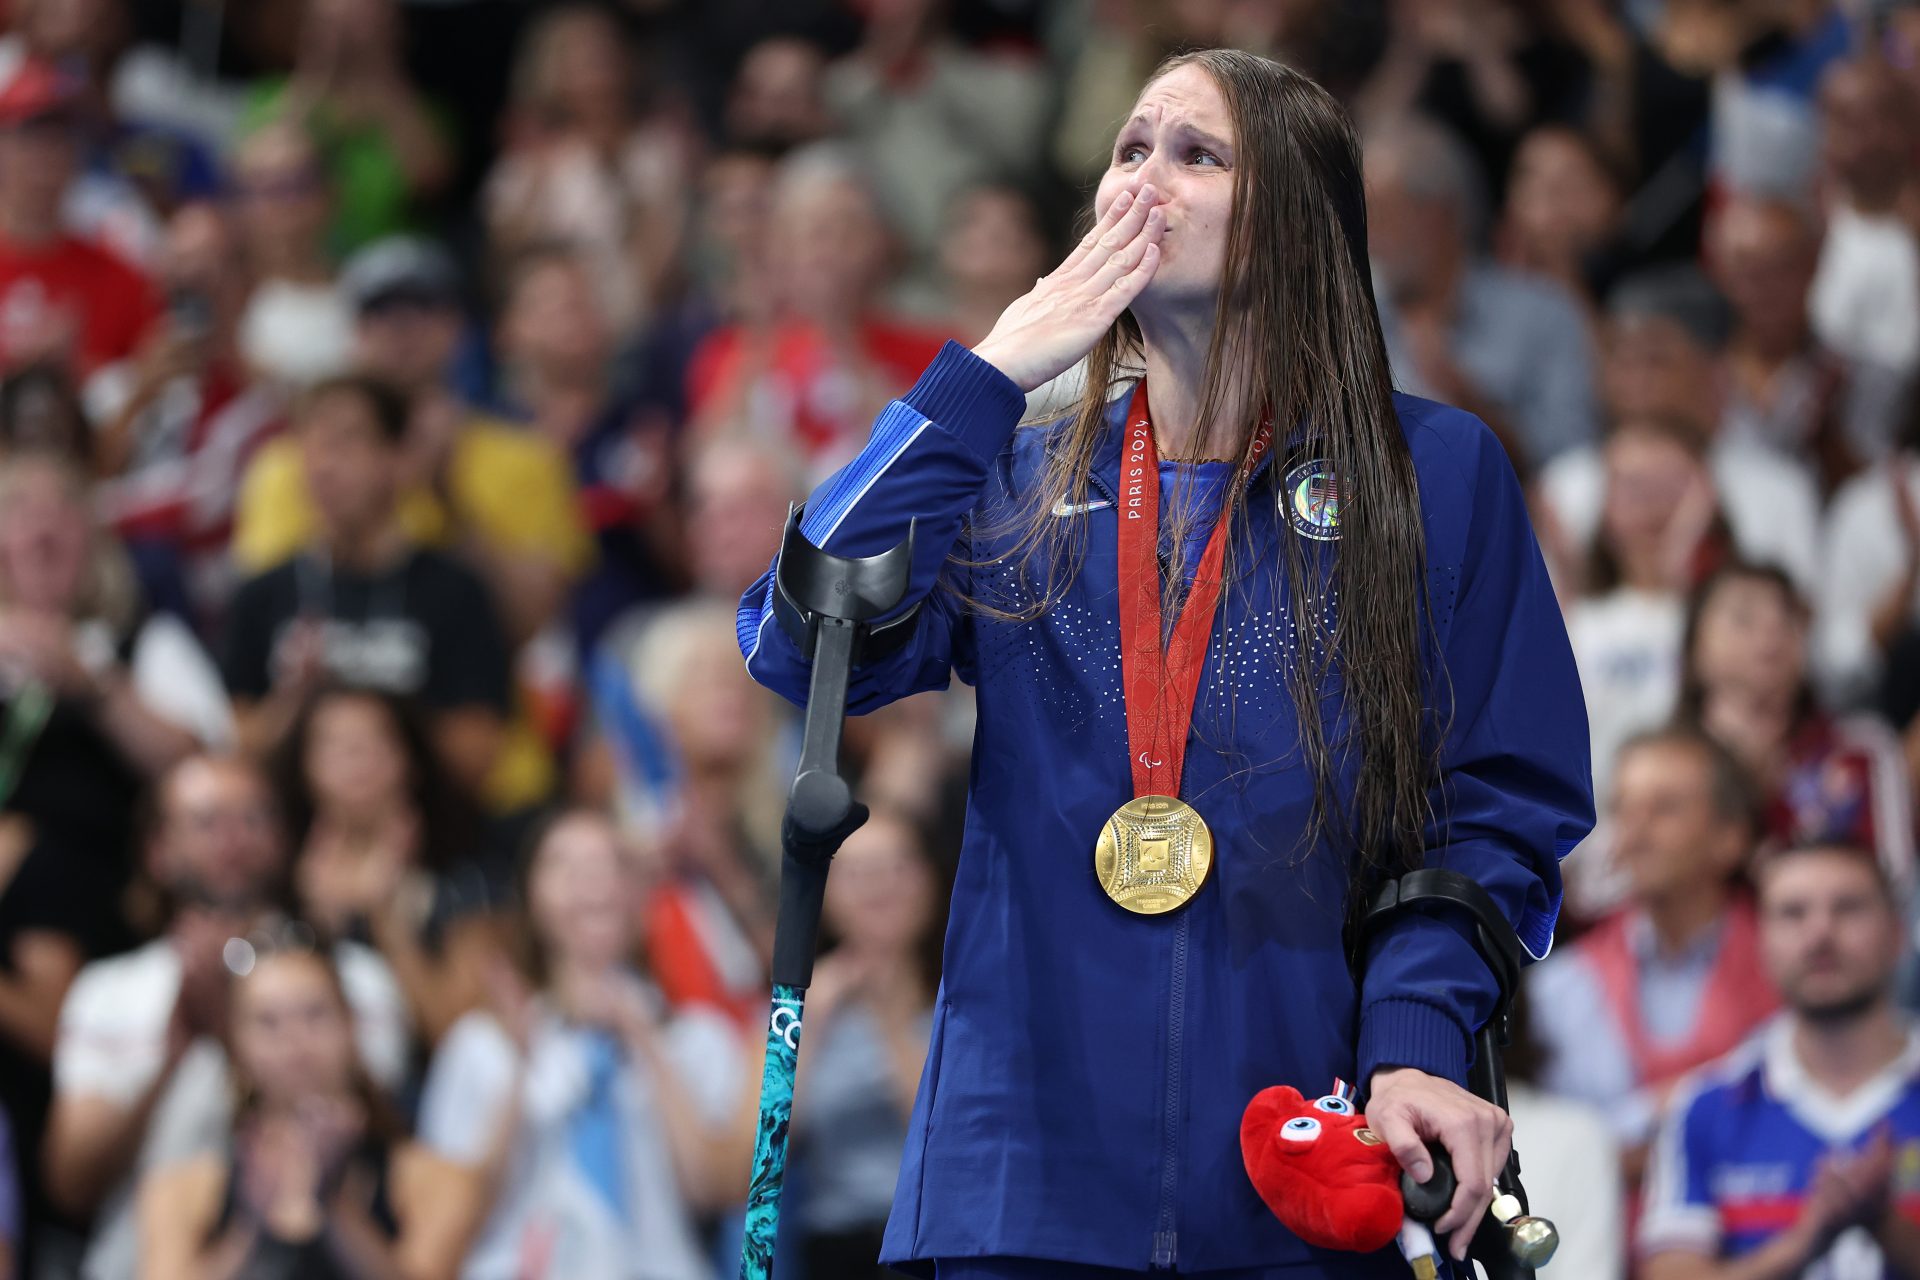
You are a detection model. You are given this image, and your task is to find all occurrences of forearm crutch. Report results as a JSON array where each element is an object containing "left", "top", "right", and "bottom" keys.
[
  {"left": 738, "top": 508, "right": 919, "bottom": 1280},
  {"left": 1362, "top": 870, "right": 1560, "bottom": 1279}
]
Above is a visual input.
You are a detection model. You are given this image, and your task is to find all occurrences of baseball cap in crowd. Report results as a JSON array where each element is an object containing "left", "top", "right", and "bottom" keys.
[
  {"left": 0, "top": 59, "right": 81, "bottom": 129},
  {"left": 339, "top": 236, "right": 463, "bottom": 314}
]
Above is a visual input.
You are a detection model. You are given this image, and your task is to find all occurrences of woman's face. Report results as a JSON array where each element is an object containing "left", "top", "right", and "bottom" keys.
[
  {"left": 1692, "top": 575, "right": 1808, "bottom": 700},
  {"left": 769, "top": 174, "right": 889, "bottom": 324},
  {"left": 537, "top": 13, "right": 629, "bottom": 129},
  {"left": 305, "top": 695, "right": 409, "bottom": 820},
  {"left": 502, "top": 260, "right": 610, "bottom": 381},
  {"left": 0, "top": 466, "right": 89, "bottom": 614},
  {"left": 233, "top": 125, "right": 330, "bottom": 259},
  {"left": 824, "top": 816, "right": 934, "bottom": 954},
  {"left": 1505, "top": 128, "right": 1618, "bottom": 258},
  {"left": 1095, "top": 62, "right": 1236, "bottom": 311},
  {"left": 1600, "top": 427, "right": 1705, "bottom": 554},
  {"left": 527, "top": 814, "right": 635, "bottom": 973},
  {"left": 232, "top": 952, "right": 359, "bottom": 1106}
]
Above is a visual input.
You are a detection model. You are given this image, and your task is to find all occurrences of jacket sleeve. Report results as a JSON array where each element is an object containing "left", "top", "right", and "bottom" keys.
[
  {"left": 735, "top": 342, "right": 1027, "bottom": 714},
  {"left": 1356, "top": 421, "right": 1596, "bottom": 1090}
]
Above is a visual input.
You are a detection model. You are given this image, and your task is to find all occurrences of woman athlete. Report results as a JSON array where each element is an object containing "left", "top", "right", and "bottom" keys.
[{"left": 738, "top": 48, "right": 1594, "bottom": 1280}]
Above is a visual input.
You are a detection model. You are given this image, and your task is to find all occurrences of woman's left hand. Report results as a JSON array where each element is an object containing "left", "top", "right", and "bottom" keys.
[{"left": 1366, "top": 1066, "right": 1512, "bottom": 1262}]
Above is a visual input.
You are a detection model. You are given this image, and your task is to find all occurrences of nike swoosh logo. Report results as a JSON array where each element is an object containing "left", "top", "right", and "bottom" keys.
[{"left": 1051, "top": 497, "right": 1113, "bottom": 517}]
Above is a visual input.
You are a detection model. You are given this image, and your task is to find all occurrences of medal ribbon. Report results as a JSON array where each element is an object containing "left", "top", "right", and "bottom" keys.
[{"left": 1117, "top": 381, "right": 1271, "bottom": 800}]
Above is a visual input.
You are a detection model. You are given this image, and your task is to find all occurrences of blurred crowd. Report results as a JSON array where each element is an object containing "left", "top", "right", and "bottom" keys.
[{"left": 0, "top": 0, "right": 1904, "bottom": 1277}]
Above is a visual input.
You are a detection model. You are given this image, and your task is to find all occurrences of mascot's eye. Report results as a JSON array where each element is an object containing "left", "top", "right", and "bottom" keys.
[
  {"left": 1280, "top": 1116, "right": 1322, "bottom": 1143},
  {"left": 1313, "top": 1096, "right": 1354, "bottom": 1116}
]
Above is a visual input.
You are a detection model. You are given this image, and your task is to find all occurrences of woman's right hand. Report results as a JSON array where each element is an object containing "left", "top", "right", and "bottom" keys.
[{"left": 972, "top": 184, "right": 1166, "bottom": 394}]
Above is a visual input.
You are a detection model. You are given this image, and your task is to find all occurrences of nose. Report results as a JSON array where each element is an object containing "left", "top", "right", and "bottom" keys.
[{"left": 1132, "top": 153, "right": 1178, "bottom": 195}]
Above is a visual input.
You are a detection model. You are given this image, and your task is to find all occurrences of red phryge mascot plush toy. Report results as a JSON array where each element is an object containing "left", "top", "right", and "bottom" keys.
[{"left": 1240, "top": 1080, "right": 1443, "bottom": 1276}]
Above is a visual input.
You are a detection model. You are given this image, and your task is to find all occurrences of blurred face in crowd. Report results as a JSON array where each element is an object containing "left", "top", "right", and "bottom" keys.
[
  {"left": 1610, "top": 738, "right": 1749, "bottom": 907},
  {"left": 304, "top": 692, "right": 409, "bottom": 824},
  {"left": 693, "top": 151, "right": 775, "bottom": 298},
  {"left": 152, "top": 758, "right": 284, "bottom": 911},
  {"left": 354, "top": 298, "right": 461, "bottom": 394},
  {"left": 160, "top": 203, "right": 248, "bottom": 341},
  {"left": 520, "top": 6, "right": 629, "bottom": 136},
  {"left": 1364, "top": 141, "right": 1463, "bottom": 305},
  {"left": 500, "top": 256, "right": 610, "bottom": 386},
  {"left": 1599, "top": 421, "right": 1710, "bottom": 561},
  {"left": 17, "top": 0, "right": 122, "bottom": 61},
  {"left": 1760, "top": 848, "right": 1902, "bottom": 1023},
  {"left": 1096, "top": 62, "right": 1236, "bottom": 312},
  {"left": 0, "top": 368, "right": 89, "bottom": 460},
  {"left": 302, "top": 0, "right": 402, "bottom": 61},
  {"left": 1503, "top": 127, "right": 1619, "bottom": 267},
  {"left": 769, "top": 167, "right": 891, "bottom": 325},
  {"left": 1707, "top": 198, "right": 1816, "bottom": 352},
  {"left": 527, "top": 812, "right": 636, "bottom": 976},
  {"left": 825, "top": 812, "right": 936, "bottom": 956},
  {"left": 298, "top": 386, "right": 400, "bottom": 540},
  {"left": 1601, "top": 312, "right": 1719, "bottom": 430},
  {"left": 1820, "top": 58, "right": 1914, "bottom": 195},
  {"left": 0, "top": 456, "right": 89, "bottom": 614},
  {"left": 941, "top": 185, "right": 1049, "bottom": 307},
  {"left": 1690, "top": 571, "right": 1808, "bottom": 702},
  {"left": 231, "top": 951, "right": 360, "bottom": 1107},
  {"left": 232, "top": 124, "right": 331, "bottom": 266},
  {"left": 685, "top": 438, "right": 795, "bottom": 598},
  {"left": 701, "top": 151, "right": 775, "bottom": 262},
  {"left": 0, "top": 116, "right": 77, "bottom": 230},
  {"left": 726, "top": 38, "right": 829, "bottom": 149}
]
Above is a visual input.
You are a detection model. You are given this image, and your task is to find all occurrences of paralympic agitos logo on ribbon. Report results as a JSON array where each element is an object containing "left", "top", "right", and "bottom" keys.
[{"left": 1284, "top": 459, "right": 1342, "bottom": 542}]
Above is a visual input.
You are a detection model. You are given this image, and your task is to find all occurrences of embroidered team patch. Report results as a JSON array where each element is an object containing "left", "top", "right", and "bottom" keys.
[{"left": 1284, "top": 460, "right": 1342, "bottom": 541}]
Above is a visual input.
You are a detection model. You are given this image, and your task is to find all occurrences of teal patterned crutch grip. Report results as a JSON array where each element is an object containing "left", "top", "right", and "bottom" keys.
[{"left": 740, "top": 985, "right": 805, "bottom": 1280}]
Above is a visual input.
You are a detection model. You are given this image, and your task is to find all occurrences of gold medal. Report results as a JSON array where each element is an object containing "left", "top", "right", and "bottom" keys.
[
  {"left": 1094, "top": 795, "right": 1213, "bottom": 915},
  {"left": 1098, "top": 383, "right": 1263, "bottom": 916}
]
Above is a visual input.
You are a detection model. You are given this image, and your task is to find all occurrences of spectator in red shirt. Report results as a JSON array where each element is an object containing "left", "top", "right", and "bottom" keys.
[
  {"left": 1680, "top": 561, "right": 1918, "bottom": 893},
  {"left": 684, "top": 144, "right": 950, "bottom": 479},
  {"left": 0, "top": 59, "right": 158, "bottom": 377},
  {"left": 91, "top": 202, "right": 284, "bottom": 628}
]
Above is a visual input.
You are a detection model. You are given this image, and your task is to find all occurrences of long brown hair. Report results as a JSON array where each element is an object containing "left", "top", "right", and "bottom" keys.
[
  {"left": 972, "top": 50, "right": 1437, "bottom": 889},
  {"left": 226, "top": 936, "right": 402, "bottom": 1146}
]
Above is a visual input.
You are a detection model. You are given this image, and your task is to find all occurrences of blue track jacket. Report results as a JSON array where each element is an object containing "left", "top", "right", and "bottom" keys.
[{"left": 737, "top": 344, "right": 1595, "bottom": 1274}]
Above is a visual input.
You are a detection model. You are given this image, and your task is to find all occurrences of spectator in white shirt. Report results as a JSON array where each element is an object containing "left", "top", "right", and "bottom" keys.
[
  {"left": 1565, "top": 414, "right": 1732, "bottom": 821},
  {"left": 41, "top": 754, "right": 409, "bottom": 1280},
  {"left": 1536, "top": 266, "right": 1822, "bottom": 598},
  {"left": 1708, "top": 192, "right": 1899, "bottom": 488},
  {"left": 1810, "top": 56, "right": 1920, "bottom": 381},
  {"left": 415, "top": 809, "right": 752, "bottom": 1280}
]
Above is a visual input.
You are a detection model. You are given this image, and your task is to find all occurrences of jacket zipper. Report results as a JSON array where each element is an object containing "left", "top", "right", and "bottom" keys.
[
  {"left": 1084, "top": 468, "right": 1119, "bottom": 507},
  {"left": 1152, "top": 911, "right": 1190, "bottom": 1269}
]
